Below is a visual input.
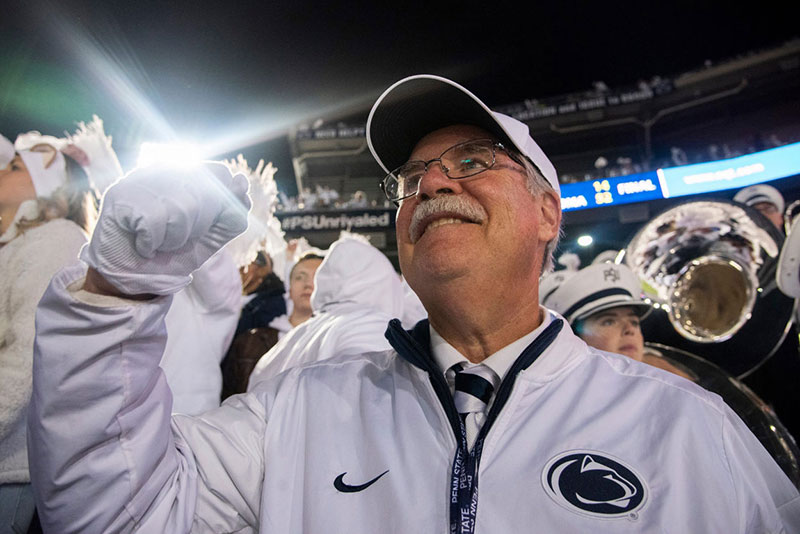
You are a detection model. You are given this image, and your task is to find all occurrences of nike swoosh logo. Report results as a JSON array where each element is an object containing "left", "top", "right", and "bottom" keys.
[{"left": 333, "top": 469, "right": 389, "bottom": 493}]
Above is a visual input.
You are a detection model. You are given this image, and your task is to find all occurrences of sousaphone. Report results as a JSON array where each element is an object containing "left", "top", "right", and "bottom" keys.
[
  {"left": 644, "top": 343, "right": 800, "bottom": 487},
  {"left": 623, "top": 199, "right": 794, "bottom": 377}
]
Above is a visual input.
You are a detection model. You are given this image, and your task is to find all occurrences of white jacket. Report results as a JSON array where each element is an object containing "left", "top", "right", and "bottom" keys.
[
  {"left": 160, "top": 249, "right": 242, "bottom": 414},
  {"left": 0, "top": 217, "right": 86, "bottom": 485},
  {"left": 29, "top": 263, "right": 800, "bottom": 533},
  {"left": 248, "top": 237, "right": 404, "bottom": 388}
]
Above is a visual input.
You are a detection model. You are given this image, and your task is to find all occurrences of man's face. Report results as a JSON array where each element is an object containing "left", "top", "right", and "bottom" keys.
[
  {"left": 576, "top": 306, "right": 645, "bottom": 361},
  {"left": 752, "top": 201, "right": 783, "bottom": 231},
  {"left": 289, "top": 258, "right": 323, "bottom": 314},
  {"left": 395, "top": 125, "right": 560, "bottom": 299}
]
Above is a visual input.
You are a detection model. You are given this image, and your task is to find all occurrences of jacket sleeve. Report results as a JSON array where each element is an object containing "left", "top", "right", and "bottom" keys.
[
  {"left": 28, "top": 263, "right": 267, "bottom": 534},
  {"left": 185, "top": 249, "right": 243, "bottom": 315}
]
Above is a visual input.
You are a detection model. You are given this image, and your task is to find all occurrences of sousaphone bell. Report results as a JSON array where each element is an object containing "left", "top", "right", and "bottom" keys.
[{"left": 623, "top": 199, "right": 794, "bottom": 377}]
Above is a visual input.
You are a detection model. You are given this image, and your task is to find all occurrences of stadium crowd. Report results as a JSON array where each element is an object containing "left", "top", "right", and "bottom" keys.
[
  {"left": 277, "top": 130, "right": 799, "bottom": 209},
  {"left": 1, "top": 73, "right": 800, "bottom": 534}
]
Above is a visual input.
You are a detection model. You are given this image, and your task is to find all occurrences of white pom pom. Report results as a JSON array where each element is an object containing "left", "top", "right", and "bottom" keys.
[{"left": 223, "top": 155, "right": 286, "bottom": 268}]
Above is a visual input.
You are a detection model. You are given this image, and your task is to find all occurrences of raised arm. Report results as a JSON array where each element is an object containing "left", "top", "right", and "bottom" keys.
[{"left": 27, "top": 162, "right": 268, "bottom": 533}]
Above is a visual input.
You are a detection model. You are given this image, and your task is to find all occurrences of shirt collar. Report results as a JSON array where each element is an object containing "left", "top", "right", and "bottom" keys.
[{"left": 430, "top": 309, "right": 553, "bottom": 382}]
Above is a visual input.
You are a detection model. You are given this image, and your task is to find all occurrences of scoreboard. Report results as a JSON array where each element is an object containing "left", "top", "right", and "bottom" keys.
[
  {"left": 560, "top": 142, "right": 800, "bottom": 211},
  {"left": 560, "top": 173, "right": 662, "bottom": 211}
]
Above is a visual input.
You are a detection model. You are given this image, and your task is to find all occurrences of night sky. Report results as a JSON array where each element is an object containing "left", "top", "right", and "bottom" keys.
[{"left": 1, "top": 0, "right": 797, "bottom": 194}]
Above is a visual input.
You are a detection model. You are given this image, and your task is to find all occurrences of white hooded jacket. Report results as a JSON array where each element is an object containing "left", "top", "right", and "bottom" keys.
[
  {"left": 160, "top": 249, "right": 242, "bottom": 414},
  {"left": 247, "top": 236, "right": 404, "bottom": 388},
  {"left": 28, "top": 262, "right": 800, "bottom": 534}
]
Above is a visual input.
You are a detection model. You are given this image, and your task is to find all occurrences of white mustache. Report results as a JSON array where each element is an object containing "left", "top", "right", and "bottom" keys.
[{"left": 409, "top": 196, "right": 487, "bottom": 243}]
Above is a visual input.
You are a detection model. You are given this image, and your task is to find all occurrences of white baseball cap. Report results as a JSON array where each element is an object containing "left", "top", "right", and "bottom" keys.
[
  {"left": 542, "top": 263, "right": 651, "bottom": 325},
  {"left": 733, "top": 184, "right": 785, "bottom": 214},
  {"left": 367, "top": 74, "right": 559, "bottom": 196},
  {"left": 539, "top": 269, "right": 578, "bottom": 306}
]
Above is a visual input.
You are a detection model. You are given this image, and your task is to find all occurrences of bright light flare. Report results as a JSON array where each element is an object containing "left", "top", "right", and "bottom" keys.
[
  {"left": 577, "top": 235, "right": 594, "bottom": 247},
  {"left": 137, "top": 142, "right": 203, "bottom": 168}
]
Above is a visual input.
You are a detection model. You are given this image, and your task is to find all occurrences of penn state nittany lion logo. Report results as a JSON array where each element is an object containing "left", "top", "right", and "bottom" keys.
[{"left": 542, "top": 450, "right": 648, "bottom": 518}]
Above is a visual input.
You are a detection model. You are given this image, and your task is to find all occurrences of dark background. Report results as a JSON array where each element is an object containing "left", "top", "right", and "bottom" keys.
[{"left": 1, "top": 0, "right": 797, "bottom": 197}]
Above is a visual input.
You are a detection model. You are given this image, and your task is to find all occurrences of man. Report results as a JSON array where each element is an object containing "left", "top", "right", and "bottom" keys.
[
  {"left": 733, "top": 183, "right": 785, "bottom": 231},
  {"left": 29, "top": 75, "right": 799, "bottom": 533}
]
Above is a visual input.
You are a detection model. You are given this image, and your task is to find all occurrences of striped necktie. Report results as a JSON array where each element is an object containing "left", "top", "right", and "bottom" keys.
[{"left": 452, "top": 363, "right": 501, "bottom": 450}]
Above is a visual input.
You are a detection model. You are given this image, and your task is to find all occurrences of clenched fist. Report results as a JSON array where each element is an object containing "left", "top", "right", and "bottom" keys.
[{"left": 81, "top": 161, "right": 250, "bottom": 296}]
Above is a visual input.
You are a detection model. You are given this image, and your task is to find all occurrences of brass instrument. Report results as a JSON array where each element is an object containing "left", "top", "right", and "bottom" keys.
[
  {"left": 645, "top": 343, "right": 800, "bottom": 487},
  {"left": 623, "top": 199, "right": 793, "bottom": 377}
]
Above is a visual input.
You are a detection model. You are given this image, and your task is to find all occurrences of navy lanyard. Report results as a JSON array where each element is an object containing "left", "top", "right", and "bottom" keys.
[
  {"left": 446, "top": 320, "right": 563, "bottom": 534},
  {"left": 384, "top": 317, "right": 563, "bottom": 534},
  {"left": 450, "top": 423, "right": 482, "bottom": 534}
]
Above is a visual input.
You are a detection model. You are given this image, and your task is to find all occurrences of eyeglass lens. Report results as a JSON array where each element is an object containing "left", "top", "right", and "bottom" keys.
[{"left": 386, "top": 139, "right": 496, "bottom": 201}]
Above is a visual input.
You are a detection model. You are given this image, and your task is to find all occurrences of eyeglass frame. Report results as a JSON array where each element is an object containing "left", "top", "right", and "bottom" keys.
[{"left": 378, "top": 138, "right": 526, "bottom": 206}]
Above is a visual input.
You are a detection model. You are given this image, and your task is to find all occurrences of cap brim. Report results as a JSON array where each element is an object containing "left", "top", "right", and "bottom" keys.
[
  {"left": 367, "top": 75, "right": 517, "bottom": 175},
  {"left": 571, "top": 300, "right": 653, "bottom": 325}
]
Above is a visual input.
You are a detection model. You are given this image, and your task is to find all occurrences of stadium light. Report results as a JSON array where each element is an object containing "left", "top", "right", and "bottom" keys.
[{"left": 577, "top": 235, "right": 593, "bottom": 247}]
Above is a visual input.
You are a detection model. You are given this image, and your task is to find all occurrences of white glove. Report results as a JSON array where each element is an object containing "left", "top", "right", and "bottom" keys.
[{"left": 81, "top": 161, "right": 251, "bottom": 295}]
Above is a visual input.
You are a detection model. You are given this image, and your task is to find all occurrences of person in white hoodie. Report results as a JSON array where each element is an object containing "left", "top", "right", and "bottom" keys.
[{"left": 247, "top": 234, "right": 404, "bottom": 388}]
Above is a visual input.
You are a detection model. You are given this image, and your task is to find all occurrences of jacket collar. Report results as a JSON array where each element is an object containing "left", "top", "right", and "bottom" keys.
[{"left": 385, "top": 317, "right": 564, "bottom": 378}]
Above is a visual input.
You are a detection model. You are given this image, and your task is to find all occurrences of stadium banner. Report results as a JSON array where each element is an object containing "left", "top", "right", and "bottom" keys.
[
  {"left": 296, "top": 124, "right": 366, "bottom": 140},
  {"left": 495, "top": 80, "right": 674, "bottom": 121},
  {"left": 278, "top": 209, "right": 395, "bottom": 232},
  {"left": 295, "top": 80, "right": 676, "bottom": 141}
]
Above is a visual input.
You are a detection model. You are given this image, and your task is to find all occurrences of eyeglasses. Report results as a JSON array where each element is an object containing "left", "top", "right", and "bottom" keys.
[{"left": 379, "top": 138, "right": 523, "bottom": 204}]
